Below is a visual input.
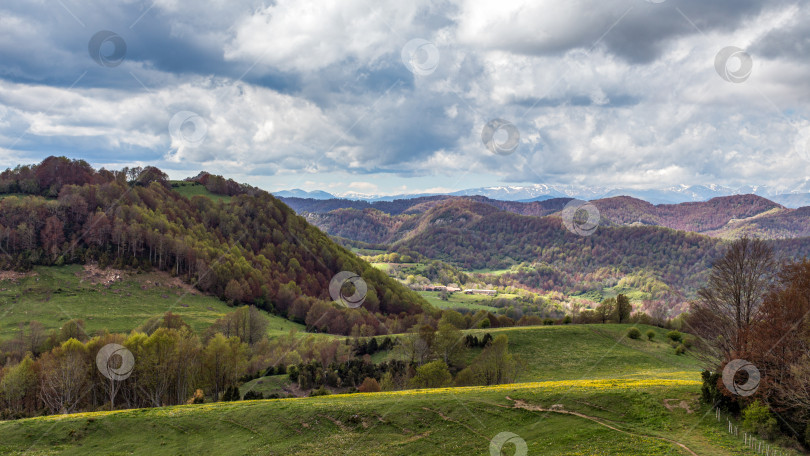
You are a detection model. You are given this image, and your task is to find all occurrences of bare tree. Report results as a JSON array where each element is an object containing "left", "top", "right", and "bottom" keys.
[
  {"left": 688, "top": 237, "right": 776, "bottom": 364},
  {"left": 39, "top": 342, "right": 90, "bottom": 414}
]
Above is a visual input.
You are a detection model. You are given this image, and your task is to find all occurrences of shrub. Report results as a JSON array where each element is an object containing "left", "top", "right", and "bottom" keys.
[
  {"left": 243, "top": 390, "right": 263, "bottom": 400},
  {"left": 188, "top": 389, "right": 205, "bottom": 404},
  {"left": 309, "top": 387, "right": 330, "bottom": 397},
  {"left": 287, "top": 365, "right": 299, "bottom": 382},
  {"left": 543, "top": 318, "right": 555, "bottom": 325},
  {"left": 562, "top": 315, "right": 572, "bottom": 325},
  {"left": 743, "top": 400, "right": 778, "bottom": 439},
  {"left": 222, "top": 385, "right": 240, "bottom": 401},
  {"left": 646, "top": 330, "right": 655, "bottom": 341},
  {"left": 453, "top": 367, "right": 476, "bottom": 387},
  {"left": 667, "top": 330, "right": 683, "bottom": 343},
  {"left": 627, "top": 327, "right": 641, "bottom": 339},
  {"left": 682, "top": 336, "right": 693, "bottom": 349},
  {"left": 357, "top": 377, "right": 381, "bottom": 393},
  {"left": 410, "top": 360, "right": 452, "bottom": 389},
  {"left": 675, "top": 344, "right": 686, "bottom": 355}
]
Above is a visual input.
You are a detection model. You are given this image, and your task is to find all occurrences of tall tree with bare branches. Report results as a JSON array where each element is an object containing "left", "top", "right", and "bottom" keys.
[{"left": 688, "top": 237, "right": 776, "bottom": 364}]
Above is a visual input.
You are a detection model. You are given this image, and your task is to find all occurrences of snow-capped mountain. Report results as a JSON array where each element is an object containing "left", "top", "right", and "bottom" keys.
[
  {"left": 273, "top": 189, "right": 336, "bottom": 200},
  {"left": 276, "top": 181, "right": 810, "bottom": 208}
]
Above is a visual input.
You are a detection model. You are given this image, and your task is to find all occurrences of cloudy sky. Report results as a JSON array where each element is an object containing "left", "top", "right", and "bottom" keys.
[{"left": 1, "top": 0, "right": 810, "bottom": 196}]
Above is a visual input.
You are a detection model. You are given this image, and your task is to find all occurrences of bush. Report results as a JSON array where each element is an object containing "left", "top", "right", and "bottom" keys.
[
  {"left": 667, "top": 330, "right": 683, "bottom": 343},
  {"left": 682, "top": 336, "right": 693, "bottom": 349},
  {"left": 222, "top": 385, "right": 241, "bottom": 401},
  {"left": 562, "top": 315, "right": 572, "bottom": 324},
  {"left": 410, "top": 360, "right": 452, "bottom": 389},
  {"left": 357, "top": 377, "right": 381, "bottom": 393},
  {"left": 627, "top": 327, "right": 641, "bottom": 339},
  {"left": 309, "top": 387, "right": 330, "bottom": 397},
  {"left": 287, "top": 365, "right": 299, "bottom": 382},
  {"left": 243, "top": 390, "right": 263, "bottom": 400},
  {"left": 675, "top": 344, "right": 686, "bottom": 355},
  {"left": 543, "top": 318, "right": 555, "bottom": 325},
  {"left": 743, "top": 400, "right": 778, "bottom": 439},
  {"left": 646, "top": 330, "right": 655, "bottom": 341},
  {"left": 188, "top": 389, "right": 205, "bottom": 404}
]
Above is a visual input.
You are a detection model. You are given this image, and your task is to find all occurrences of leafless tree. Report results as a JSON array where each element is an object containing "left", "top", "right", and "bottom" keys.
[
  {"left": 688, "top": 237, "right": 776, "bottom": 364},
  {"left": 39, "top": 346, "right": 89, "bottom": 414}
]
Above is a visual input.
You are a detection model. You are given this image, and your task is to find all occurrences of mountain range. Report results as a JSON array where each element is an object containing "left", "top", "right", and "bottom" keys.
[
  {"left": 284, "top": 195, "right": 810, "bottom": 304},
  {"left": 276, "top": 182, "right": 810, "bottom": 208},
  {"left": 279, "top": 193, "right": 810, "bottom": 241}
]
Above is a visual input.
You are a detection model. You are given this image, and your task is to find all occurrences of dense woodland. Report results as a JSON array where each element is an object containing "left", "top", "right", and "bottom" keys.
[
  {"left": 590, "top": 194, "right": 780, "bottom": 231},
  {"left": 289, "top": 196, "right": 810, "bottom": 301},
  {"left": 0, "top": 157, "right": 432, "bottom": 336}
]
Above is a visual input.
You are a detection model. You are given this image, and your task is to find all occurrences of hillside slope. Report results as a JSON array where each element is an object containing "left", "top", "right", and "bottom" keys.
[
  {"left": 0, "top": 157, "right": 431, "bottom": 335},
  {"left": 0, "top": 324, "right": 796, "bottom": 455}
]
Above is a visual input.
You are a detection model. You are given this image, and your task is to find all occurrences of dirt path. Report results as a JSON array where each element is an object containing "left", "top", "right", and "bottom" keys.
[{"left": 505, "top": 396, "right": 699, "bottom": 456}]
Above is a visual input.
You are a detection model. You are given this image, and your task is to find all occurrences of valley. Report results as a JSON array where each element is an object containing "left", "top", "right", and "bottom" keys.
[{"left": 0, "top": 159, "right": 807, "bottom": 455}]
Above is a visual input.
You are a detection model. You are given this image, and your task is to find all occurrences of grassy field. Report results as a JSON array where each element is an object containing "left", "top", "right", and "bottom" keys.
[
  {"left": 171, "top": 182, "right": 233, "bottom": 203},
  {"left": 416, "top": 290, "right": 505, "bottom": 311},
  {"left": 0, "top": 375, "right": 797, "bottom": 455},
  {"left": 0, "top": 265, "right": 304, "bottom": 340},
  {"left": 250, "top": 323, "right": 703, "bottom": 398},
  {"left": 0, "top": 267, "right": 801, "bottom": 455},
  {"left": 0, "top": 322, "right": 801, "bottom": 455},
  {"left": 467, "top": 324, "right": 701, "bottom": 382},
  {"left": 468, "top": 267, "right": 514, "bottom": 275}
]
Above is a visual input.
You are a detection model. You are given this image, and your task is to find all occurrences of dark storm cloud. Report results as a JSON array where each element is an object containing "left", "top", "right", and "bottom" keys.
[{"left": 458, "top": 0, "right": 775, "bottom": 64}]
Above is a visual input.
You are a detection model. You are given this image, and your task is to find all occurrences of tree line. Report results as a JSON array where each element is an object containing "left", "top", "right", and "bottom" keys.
[{"left": 0, "top": 304, "right": 519, "bottom": 419}]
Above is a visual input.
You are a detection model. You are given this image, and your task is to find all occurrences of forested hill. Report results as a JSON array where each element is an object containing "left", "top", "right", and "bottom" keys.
[
  {"left": 397, "top": 199, "right": 810, "bottom": 291},
  {"left": 0, "top": 157, "right": 431, "bottom": 335},
  {"left": 286, "top": 193, "right": 810, "bottom": 241}
]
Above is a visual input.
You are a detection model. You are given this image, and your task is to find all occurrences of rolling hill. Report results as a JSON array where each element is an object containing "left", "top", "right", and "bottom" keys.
[
  {"left": 283, "top": 193, "right": 809, "bottom": 240},
  {"left": 1, "top": 160, "right": 806, "bottom": 455},
  {"left": 288, "top": 196, "right": 810, "bottom": 307},
  {"left": 0, "top": 324, "right": 801, "bottom": 455},
  {"left": 0, "top": 157, "right": 432, "bottom": 336}
]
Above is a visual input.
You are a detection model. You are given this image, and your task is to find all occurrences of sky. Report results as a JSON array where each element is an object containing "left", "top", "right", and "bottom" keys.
[{"left": 1, "top": 0, "right": 810, "bottom": 197}]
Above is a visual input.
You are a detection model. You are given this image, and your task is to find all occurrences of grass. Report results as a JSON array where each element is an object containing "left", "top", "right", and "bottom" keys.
[
  {"left": 0, "top": 266, "right": 800, "bottom": 455},
  {"left": 0, "top": 376, "right": 798, "bottom": 455},
  {"left": 416, "top": 291, "right": 502, "bottom": 311},
  {"left": 0, "top": 322, "right": 800, "bottom": 455},
  {"left": 171, "top": 182, "right": 233, "bottom": 203},
  {"left": 468, "top": 267, "right": 514, "bottom": 275},
  {"left": 468, "top": 324, "right": 701, "bottom": 382},
  {"left": 240, "top": 374, "right": 290, "bottom": 397},
  {"left": 0, "top": 265, "right": 304, "bottom": 340},
  {"left": 276, "top": 323, "right": 703, "bottom": 399},
  {"left": 370, "top": 262, "right": 392, "bottom": 273}
]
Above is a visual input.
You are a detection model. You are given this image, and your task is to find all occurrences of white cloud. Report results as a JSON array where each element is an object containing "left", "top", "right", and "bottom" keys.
[
  {"left": 1, "top": 0, "right": 810, "bottom": 193},
  {"left": 224, "top": 0, "right": 434, "bottom": 73}
]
